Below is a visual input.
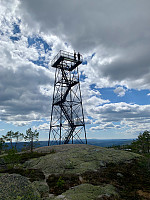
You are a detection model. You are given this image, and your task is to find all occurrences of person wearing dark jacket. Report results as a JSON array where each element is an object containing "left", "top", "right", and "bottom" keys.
[{"left": 78, "top": 52, "right": 80, "bottom": 61}]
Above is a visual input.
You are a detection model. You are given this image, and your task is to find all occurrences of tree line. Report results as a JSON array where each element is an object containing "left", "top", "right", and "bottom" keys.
[
  {"left": 130, "top": 130, "right": 150, "bottom": 154},
  {"left": 112, "top": 130, "right": 150, "bottom": 154},
  {"left": 0, "top": 128, "right": 39, "bottom": 154}
]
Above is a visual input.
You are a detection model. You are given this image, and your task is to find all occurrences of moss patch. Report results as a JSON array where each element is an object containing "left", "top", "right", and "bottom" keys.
[
  {"left": 0, "top": 145, "right": 146, "bottom": 200},
  {"left": 47, "top": 173, "right": 80, "bottom": 195},
  {"left": 32, "top": 181, "right": 49, "bottom": 198},
  {"left": 82, "top": 158, "right": 150, "bottom": 200},
  {"left": 58, "top": 184, "right": 118, "bottom": 200},
  {"left": 0, "top": 173, "right": 40, "bottom": 200},
  {"left": 24, "top": 144, "right": 140, "bottom": 175},
  {"left": 0, "top": 168, "right": 45, "bottom": 182}
]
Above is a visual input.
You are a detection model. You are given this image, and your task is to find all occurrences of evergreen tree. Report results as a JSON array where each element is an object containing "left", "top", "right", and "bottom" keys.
[
  {"left": 2, "top": 131, "right": 14, "bottom": 149},
  {"left": 131, "top": 130, "right": 150, "bottom": 153},
  {"left": 0, "top": 138, "right": 5, "bottom": 154},
  {"left": 24, "top": 128, "right": 39, "bottom": 152},
  {"left": 13, "top": 131, "right": 24, "bottom": 149}
]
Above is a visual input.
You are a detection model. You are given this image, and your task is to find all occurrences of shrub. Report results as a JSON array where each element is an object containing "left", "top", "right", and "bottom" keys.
[
  {"left": 56, "top": 176, "right": 65, "bottom": 188},
  {"left": 3, "top": 148, "right": 20, "bottom": 166}
]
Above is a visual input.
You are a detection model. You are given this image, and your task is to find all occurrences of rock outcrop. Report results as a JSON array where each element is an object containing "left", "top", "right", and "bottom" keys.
[
  {"left": 24, "top": 144, "right": 140, "bottom": 175},
  {"left": 0, "top": 173, "right": 40, "bottom": 200},
  {"left": 0, "top": 144, "right": 146, "bottom": 200}
]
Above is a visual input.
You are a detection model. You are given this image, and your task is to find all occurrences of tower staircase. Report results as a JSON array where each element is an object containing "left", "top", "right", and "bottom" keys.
[{"left": 49, "top": 50, "right": 87, "bottom": 145}]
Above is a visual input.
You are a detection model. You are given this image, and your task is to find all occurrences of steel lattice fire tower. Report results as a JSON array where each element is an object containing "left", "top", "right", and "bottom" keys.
[{"left": 48, "top": 50, "right": 87, "bottom": 145}]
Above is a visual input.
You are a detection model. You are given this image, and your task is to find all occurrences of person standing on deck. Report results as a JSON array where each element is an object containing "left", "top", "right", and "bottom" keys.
[
  {"left": 78, "top": 52, "right": 80, "bottom": 61},
  {"left": 74, "top": 50, "right": 76, "bottom": 60}
]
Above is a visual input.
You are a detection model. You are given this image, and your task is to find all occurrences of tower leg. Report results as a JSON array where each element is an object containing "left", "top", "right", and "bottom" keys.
[{"left": 49, "top": 51, "right": 87, "bottom": 145}]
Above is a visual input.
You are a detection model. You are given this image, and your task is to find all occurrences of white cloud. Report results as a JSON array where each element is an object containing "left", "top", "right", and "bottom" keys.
[
  {"left": 33, "top": 123, "right": 49, "bottom": 131},
  {"left": 0, "top": 57, "right": 53, "bottom": 123},
  {"left": 0, "top": 0, "right": 150, "bottom": 138},
  {"left": 114, "top": 87, "right": 126, "bottom": 97},
  {"left": 18, "top": 0, "right": 150, "bottom": 92},
  {"left": 89, "top": 102, "right": 150, "bottom": 133},
  {"left": 80, "top": 81, "right": 110, "bottom": 121},
  {"left": 0, "top": 5, "right": 56, "bottom": 125},
  {"left": 90, "top": 122, "right": 120, "bottom": 131},
  {"left": 84, "top": 119, "right": 93, "bottom": 124}
]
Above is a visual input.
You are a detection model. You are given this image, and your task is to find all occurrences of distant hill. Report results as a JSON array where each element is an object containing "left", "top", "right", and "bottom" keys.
[
  {"left": 85, "top": 138, "right": 133, "bottom": 147},
  {"left": 5, "top": 139, "right": 134, "bottom": 151}
]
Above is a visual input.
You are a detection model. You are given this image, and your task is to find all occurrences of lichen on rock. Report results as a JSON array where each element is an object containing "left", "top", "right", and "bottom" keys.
[
  {"left": 54, "top": 183, "right": 119, "bottom": 200},
  {"left": 32, "top": 180, "right": 50, "bottom": 198},
  {"left": 24, "top": 144, "right": 140, "bottom": 175},
  {"left": 0, "top": 173, "right": 40, "bottom": 200},
  {"left": 0, "top": 144, "right": 143, "bottom": 200}
]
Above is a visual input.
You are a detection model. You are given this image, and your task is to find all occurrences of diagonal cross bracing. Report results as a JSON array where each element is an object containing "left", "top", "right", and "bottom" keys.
[{"left": 48, "top": 50, "right": 87, "bottom": 145}]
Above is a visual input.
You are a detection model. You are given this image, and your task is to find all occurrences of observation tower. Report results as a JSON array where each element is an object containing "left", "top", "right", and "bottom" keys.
[{"left": 48, "top": 50, "right": 87, "bottom": 145}]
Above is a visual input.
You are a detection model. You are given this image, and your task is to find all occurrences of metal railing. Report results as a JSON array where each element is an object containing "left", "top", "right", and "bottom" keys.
[{"left": 51, "top": 50, "right": 83, "bottom": 66}]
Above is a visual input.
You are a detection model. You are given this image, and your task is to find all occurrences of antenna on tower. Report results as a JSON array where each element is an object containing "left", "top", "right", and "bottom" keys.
[{"left": 48, "top": 50, "right": 87, "bottom": 145}]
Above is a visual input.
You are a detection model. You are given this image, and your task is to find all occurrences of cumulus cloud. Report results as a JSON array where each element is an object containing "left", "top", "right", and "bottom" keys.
[
  {"left": 1, "top": 0, "right": 150, "bottom": 138},
  {"left": 0, "top": 1, "right": 55, "bottom": 125},
  {"left": 114, "top": 87, "right": 126, "bottom": 97},
  {"left": 80, "top": 81, "right": 110, "bottom": 119},
  {"left": 84, "top": 118, "right": 93, "bottom": 124},
  {"left": 8, "top": 0, "right": 150, "bottom": 90},
  {"left": 89, "top": 102, "right": 150, "bottom": 133},
  {"left": 19, "top": 1, "right": 150, "bottom": 49},
  {"left": 33, "top": 123, "right": 50, "bottom": 131},
  {"left": 0, "top": 62, "right": 53, "bottom": 125},
  {"left": 18, "top": 0, "right": 150, "bottom": 91},
  {"left": 91, "top": 122, "right": 120, "bottom": 131}
]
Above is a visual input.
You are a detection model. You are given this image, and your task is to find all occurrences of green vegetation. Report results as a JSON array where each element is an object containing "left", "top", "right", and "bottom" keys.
[
  {"left": 2, "top": 130, "right": 24, "bottom": 150},
  {"left": 2, "top": 130, "right": 14, "bottom": 149},
  {"left": 2, "top": 150, "right": 48, "bottom": 166},
  {"left": 47, "top": 173, "right": 80, "bottom": 195},
  {"left": 0, "top": 174, "right": 41, "bottom": 200},
  {"left": 13, "top": 131, "right": 24, "bottom": 149},
  {"left": 107, "top": 130, "right": 150, "bottom": 199},
  {"left": 0, "top": 131, "right": 150, "bottom": 199},
  {"left": 60, "top": 184, "right": 118, "bottom": 200},
  {"left": 81, "top": 158, "right": 150, "bottom": 200},
  {"left": 0, "top": 128, "right": 39, "bottom": 153},
  {"left": 56, "top": 176, "right": 65, "bottom": 188},
  {"left": 131, "top": 130, "right": 150, "bottom": 154},
  {"left": 65, "top": 161, "right": 75, "bottom": 169},
  {"left": 111, "top": 130, "right": 150, "bottom": 154},
  {"left": 0, "top": 150, "right": 48, "bottom": 182},
  {"left": 0, "top": 137, "right": 5, "bottom": 154},
  {"left": 0, "top": 129, "right": 49, "bottom": 182},
  {"left": 24, "top": 128, "right": 39, "bottom": 152},
  {"left": 3, "top": 148, "right": 20, "bottom": 167}
]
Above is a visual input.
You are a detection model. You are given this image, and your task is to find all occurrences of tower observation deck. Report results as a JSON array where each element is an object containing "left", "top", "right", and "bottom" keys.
[{"left": 48, "top": 50, "right": 87, "bottom": 145}]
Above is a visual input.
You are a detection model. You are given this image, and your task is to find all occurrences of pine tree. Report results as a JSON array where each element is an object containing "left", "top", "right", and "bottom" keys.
[
  {"left": 13, "top": 131, "right": 24, "bottom": 149},
  {"left": 24, "top": 128, "right": 39, "bottom": 152},
  {"left": 0, "top": 138, "right": 5, "bottom": 154},
  {"left": 131, "top": 130, "right": 150, "bottom": 153},
  {"left": 2, "top": 131, "right": 14, "bottom": 149}
]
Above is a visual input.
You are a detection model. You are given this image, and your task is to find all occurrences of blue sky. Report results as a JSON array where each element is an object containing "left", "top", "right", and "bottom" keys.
[{"left": 0, "top": 0, "right": 150, "bottom": 141}]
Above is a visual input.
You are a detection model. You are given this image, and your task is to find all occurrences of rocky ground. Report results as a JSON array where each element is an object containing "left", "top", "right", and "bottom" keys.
[{"left": 0, "top": 144, "right": 150, "bottom": 200}]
